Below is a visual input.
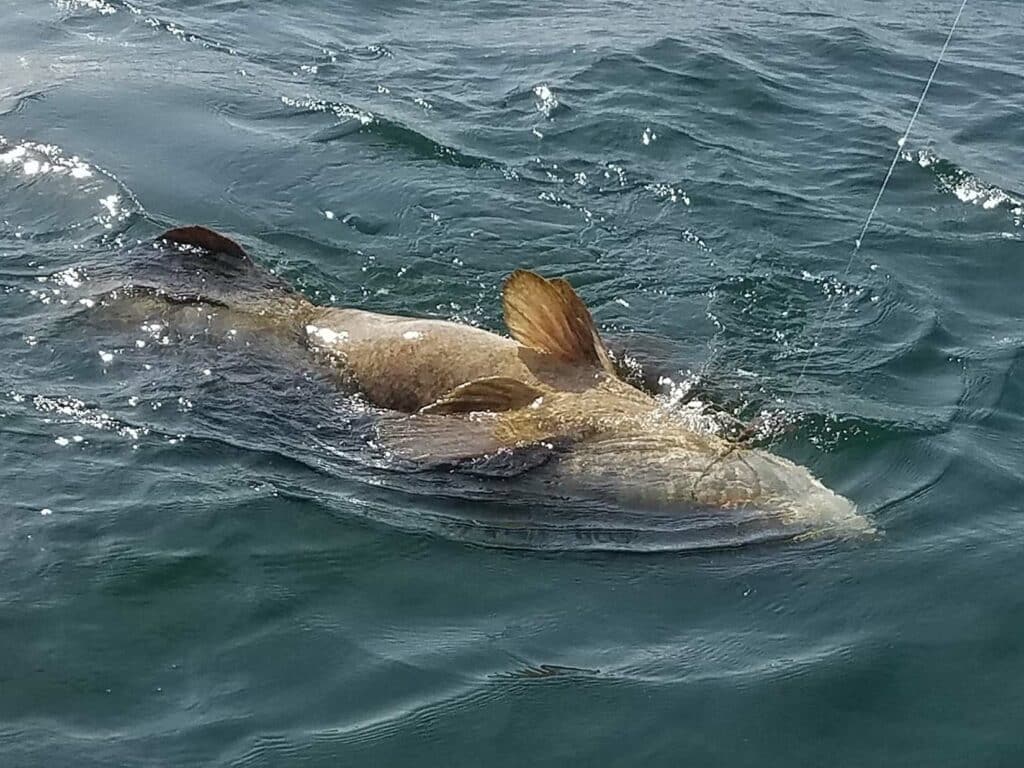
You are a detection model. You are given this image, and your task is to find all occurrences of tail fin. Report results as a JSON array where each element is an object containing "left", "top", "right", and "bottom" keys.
[
  {"left": 159, "top": 225, "right": 251, "bottom": 262},
  {"left": 144, "top": 225, "right": 309, "bottom": 316}
]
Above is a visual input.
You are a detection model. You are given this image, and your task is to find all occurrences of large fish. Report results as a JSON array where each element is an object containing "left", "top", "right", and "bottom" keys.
[{"left": 128, "top": 225, "right": 872, "bottom": 538}]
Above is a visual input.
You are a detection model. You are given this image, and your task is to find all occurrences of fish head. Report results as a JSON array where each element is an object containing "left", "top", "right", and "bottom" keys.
[
  {"left": 557, "top": 433, "right": 876, "bottom": 542},
  {"left": 695, "top": 447, "right": 876, "bottom": 539}
]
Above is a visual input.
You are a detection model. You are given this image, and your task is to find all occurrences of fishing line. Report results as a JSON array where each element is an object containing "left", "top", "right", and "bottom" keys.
[{"left": 789, "top": 0, "right": 970, "bottom": 396}]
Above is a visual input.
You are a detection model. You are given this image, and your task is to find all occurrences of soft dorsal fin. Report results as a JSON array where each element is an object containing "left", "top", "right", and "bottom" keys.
[
  {"left": 419, "top": 377, "right": 545, "bottom": 415},
  {"left": 158, "top": 226, "right": 251, "bottom": 262},
  {"left": 502, "top": 269, "right": 617, "bottom": 375}
]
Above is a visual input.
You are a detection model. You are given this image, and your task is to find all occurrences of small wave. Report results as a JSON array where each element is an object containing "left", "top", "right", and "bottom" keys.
[
  {"left": 294, "top": 42, "right": 393, "bottom": 72},
  {"left": 519, "top": 155, "right": 692, "bottom": 208},
  {"left": 140, "top": 16, "right": 240, "bottom": 56},
  {"left": 0, "top": 135, "right": 142, "bottom": 236},
  {"left": 507, "top": 155, "right": 696, "bottom": 235},
  {"left": 7, "top": 390, "right": 150, "bottom": 443},
  {"left": 337, "top": 488, "right": 813, "bottom": 553},
  {"left": 278, "top": 95, "right": 494, "bottom": 169},
  {"left": 571, "top": 38, "right": 800, "bottom": 123},
  {"left": 58, "top": 0, "right": 246, "bottom": 58},
  {"left": 281, "top": 94, "right": 374, "bottom": 129},
  {"left": 0, "top": 137, "right": 95, "bottom": 182},
  {"left": 55, "top": 0, "right": 119, "bottom": 16},
  {"left": 903, "top": 148, "right": 1024, "bottom": 227},
  {"left": 0, "top": 88, "right": 50, "bottom": 119}
]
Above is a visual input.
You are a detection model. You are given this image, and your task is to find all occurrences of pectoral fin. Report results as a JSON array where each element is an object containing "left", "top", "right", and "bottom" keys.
[
  {"left": 419, "top": 377, "right": 545, "bottom": 415},
  {"left": 375, "top": 413, "right": 507, "bottom": 462},
  {"left": 376, "top": 377, "right": 566, "bottom": 471},
  {"left": 374, "top": 412, "right": 565, "bottom": 475},
  {"left": 502, "top": 269, "right": 617, "bottom": 375}
]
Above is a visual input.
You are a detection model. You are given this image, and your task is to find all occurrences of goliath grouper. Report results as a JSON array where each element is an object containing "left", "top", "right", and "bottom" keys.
[{"left": 119, "top": 225, "right": 872, "bottom": 539}]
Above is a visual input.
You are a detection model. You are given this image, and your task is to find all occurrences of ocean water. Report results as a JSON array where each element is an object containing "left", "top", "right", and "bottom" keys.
[{"left": 2, "top": 0, "right": 1023, "bottom": 764}]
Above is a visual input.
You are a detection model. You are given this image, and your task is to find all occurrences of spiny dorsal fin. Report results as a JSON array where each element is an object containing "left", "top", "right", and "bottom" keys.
[
  {"left": 419, "top": 377, "right": 545, "bottom": 415},
  {"left": 158, "top": 226, "right": 251, "bottom": 262},
  {"left": 502, "top": 269, "right": 617, "bottom": 375}
]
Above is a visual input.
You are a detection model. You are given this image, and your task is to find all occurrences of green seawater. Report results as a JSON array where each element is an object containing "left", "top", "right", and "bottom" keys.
[{"left": 2, "top": 0, "right": 1023, "bottom": 764}]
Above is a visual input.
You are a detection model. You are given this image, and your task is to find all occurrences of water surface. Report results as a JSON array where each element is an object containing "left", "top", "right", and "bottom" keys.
[{"left": 2, "top": 0, "right": 1023, "bottom": 764}]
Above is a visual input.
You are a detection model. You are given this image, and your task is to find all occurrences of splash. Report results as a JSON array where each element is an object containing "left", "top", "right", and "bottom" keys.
[
  {"left": 903, "top": 148, "right": 1023, "bottom": 227},
  {"left": 55, "top": 0, "right": 118, "bottom": 15},
  {"left": 532, "top": 84, "right": 559, "bottom": 118}
]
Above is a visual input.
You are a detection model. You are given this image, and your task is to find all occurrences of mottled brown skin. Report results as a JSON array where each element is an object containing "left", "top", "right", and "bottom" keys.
[
  {"left": 142, "top": 227, "right": 871, "bottom": 535},
  {"left": 303, "top": 306, "right": 650, "bottom": 413},
  {"left": 297, "top": 305, "right": 870, "bottom": 533}
]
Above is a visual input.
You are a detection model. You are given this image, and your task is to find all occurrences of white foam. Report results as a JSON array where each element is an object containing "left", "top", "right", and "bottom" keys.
[
  {"left": 99, "top": 194, "right": 120, "bottom": 216},
  {"left": 56, "top": 0, "right": 118, "bottom": 14},
  {"left": 533, "top": 84, "right": 558, "bottom": 117},
  {"left": 0, "top": 138, "right": 95, "bottom": 182},
  {"left": 903, "top": 148, "right": 1023, "bottom": 227},
  {"left": 280, "top": 95, "right": 373, "bottom": 126},
  {"left": 645, "top": 182, "right": 690, "bottom": 206}
]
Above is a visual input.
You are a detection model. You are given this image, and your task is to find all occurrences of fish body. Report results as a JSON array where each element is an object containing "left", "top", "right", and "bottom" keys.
[{"left": 147, "top": 226, "right": 871, "bottom": 537}]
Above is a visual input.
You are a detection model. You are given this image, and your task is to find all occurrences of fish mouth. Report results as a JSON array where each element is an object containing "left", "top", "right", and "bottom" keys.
[
  {"left": 826, "top": 504, "right": 878, "bottom": 539},
  {"left": 777, "top": 487, "right": 876, "bottom": 540}
]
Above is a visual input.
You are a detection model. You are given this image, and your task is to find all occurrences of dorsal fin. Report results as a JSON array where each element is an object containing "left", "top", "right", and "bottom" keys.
[
  {"left": 158, "top": 226, "right": 251, "bottom": 262},
  {"left": 502, "top": 269, "right": 617, "bottom": 375},
  {"left": 419, "top": 377, "right": 545, "bottom": 415}
]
